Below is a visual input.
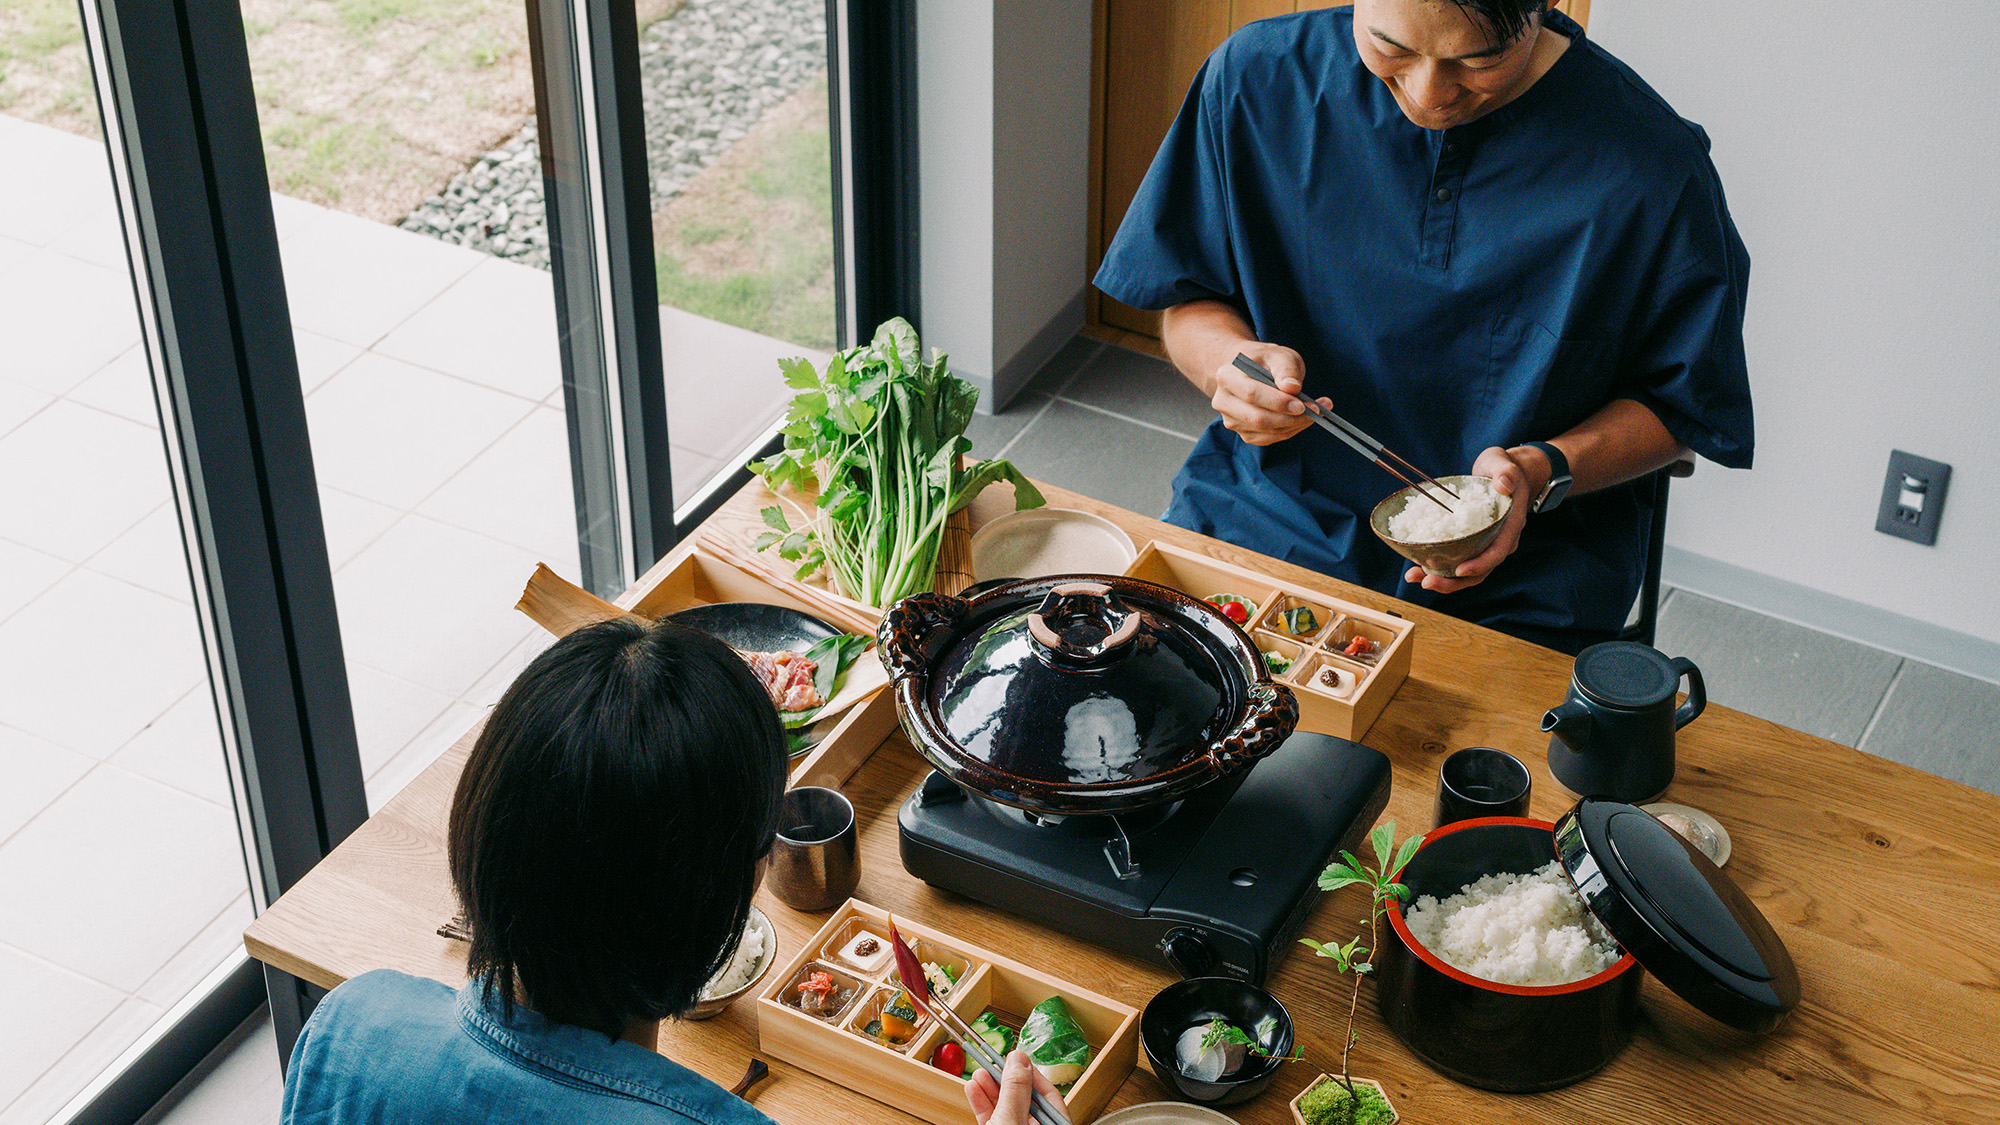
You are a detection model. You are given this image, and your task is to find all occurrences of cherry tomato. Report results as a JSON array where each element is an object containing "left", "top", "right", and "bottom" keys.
[
  {"left": 932, "top": 1042, "right": 966, "bottom": 1075},
  {"left": 1208, "top": 598, "right": 1248, "bottom": 624}
]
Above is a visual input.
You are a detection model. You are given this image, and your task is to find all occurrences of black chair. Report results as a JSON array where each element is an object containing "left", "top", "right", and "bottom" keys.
[{"left": 1618, "top": 455, "right": 1697, "bottom": 647}]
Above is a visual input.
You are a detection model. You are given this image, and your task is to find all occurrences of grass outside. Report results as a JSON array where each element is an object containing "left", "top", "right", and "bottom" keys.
[
  {"left": 2, "top": 0, "right": 678, "bottom": 222},
  {"left": 653, "top": 75, "right": 835, "bottom": 351}
]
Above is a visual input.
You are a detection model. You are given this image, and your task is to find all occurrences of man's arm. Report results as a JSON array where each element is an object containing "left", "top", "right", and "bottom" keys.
[
  {"left": 1160, "top": 300, "right": 1326, "bottom": 445},
  {"left": 1410, "top": 399, "right": 1687, "bottom": 593}
]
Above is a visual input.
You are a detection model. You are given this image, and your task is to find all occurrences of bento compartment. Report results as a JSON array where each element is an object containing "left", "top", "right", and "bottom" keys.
[
  {"left": 1320, "top": 615, "right": 1396, "bottom": 665},
  {"left": 844, "top": 986, "right": 932, "bottom": 1053},
  {"left": 947, "top": 963, "right": 1123, "bottom": 1100},
  {"left": 821, "top": 916, "right": 898, "bottom": 977},
  {"left": 1256, "top": 594, "right": 1332, "bottom": 641},
  {"left": 779, "top": 962, "right": 865, "bottom": 1023},
  {"left": 1250, "top": 632, "right": 1305, "bottom": 678},
  {"left": 1293, "top": 653, "right": 1366, "bottom": 699},
  {"left": 1123, "top": 543, "right": 1276, "bottom": 627},
  {"left": 887, "top": 939, "right": 979, "bottom": 1003}
]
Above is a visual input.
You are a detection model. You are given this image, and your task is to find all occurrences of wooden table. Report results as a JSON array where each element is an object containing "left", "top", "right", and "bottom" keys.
[{"left": 246, "top": 480, "right": 2000, "bottom": 1124}]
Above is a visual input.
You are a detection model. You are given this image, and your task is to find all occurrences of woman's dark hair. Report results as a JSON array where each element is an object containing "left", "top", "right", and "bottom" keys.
[
  {"left": 1449, "top": 0, "right": 1550, "bottom": 46},
  {"left": 448, "top": 617, "right": 787, "bottom": 1036}
]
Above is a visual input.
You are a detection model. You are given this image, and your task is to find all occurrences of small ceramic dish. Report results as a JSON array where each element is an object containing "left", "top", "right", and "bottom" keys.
[
  {"left": 1641, "top": 801, "right": 1732, "bottom": 866},
  {"left": 969, "top": 508, "right": 1137, "bottom": 581},
  {"left": 687, "top": 906, "right": 778, "bottom": 1019}
]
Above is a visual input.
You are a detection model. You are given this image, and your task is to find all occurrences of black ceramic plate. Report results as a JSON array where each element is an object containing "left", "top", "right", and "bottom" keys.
[{"left": 666, "top": 602, "right": 841, "bottom": 654}]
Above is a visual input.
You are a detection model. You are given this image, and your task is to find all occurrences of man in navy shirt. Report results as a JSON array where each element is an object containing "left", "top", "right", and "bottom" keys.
[{"left": 1095, "top": 0, "right": 1753, "bottom": 653}]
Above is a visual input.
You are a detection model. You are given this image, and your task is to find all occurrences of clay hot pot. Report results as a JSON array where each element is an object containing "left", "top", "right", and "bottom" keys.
[{"left": 876, "top": 577, "right": 1298, "bottom": 817}]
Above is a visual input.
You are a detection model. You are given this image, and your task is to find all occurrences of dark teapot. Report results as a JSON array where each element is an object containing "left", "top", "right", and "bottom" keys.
[{"left": 1542, "top": 642, "right": 1705, "bottom": 802}]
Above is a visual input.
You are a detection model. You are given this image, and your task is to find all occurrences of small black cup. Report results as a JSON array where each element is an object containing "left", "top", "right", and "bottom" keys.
[
  {"left": 1434, "top": 747, "right": 1532, "bottom": 828},
  {"left": 770, "top": 786, "right": 859, "bottom": 911}
]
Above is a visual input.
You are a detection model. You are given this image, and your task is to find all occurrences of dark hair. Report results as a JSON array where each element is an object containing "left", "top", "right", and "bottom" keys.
[
  {"left": 448, "top": 617, "right": 787, "bottom": 1036},
  {"left": 1448, "top": 0, "right": 1550, "bottom": 46}
]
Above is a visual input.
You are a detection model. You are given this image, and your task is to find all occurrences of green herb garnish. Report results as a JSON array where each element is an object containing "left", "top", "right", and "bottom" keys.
[{"left": 751, "top": 317, "right": 1044, "bottom": 606}]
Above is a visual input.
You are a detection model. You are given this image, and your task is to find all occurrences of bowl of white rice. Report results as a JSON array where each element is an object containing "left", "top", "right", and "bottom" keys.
[
  {"left": 1369, "top": 475, "right": 1512, "bottom": 579},
  {"left": 686, "top": 906, "right": 778, "bottom": 1019},
  {"left": 1375, "top": 817, "right": 1641, "bottom": 1093}
]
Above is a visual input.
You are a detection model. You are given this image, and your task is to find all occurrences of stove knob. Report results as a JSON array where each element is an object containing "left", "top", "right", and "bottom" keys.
[{"left": 1160, "top": 928, "right": 1216, "bottom": 978}]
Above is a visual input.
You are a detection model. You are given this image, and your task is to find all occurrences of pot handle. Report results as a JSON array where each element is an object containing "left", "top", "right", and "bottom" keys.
[
  {"left": 1209, "top": 681, "right": 1300, "bottom": 772},
  {"left": 876, "top": 592, "right": 968, "bottom": 682},
  {"left": 1671, "top": 657, "right": 1706, "bottom": 730}
]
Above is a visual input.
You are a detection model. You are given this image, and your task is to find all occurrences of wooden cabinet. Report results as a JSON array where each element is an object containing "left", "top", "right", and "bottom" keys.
[{"left": 1086, "top": 1, "right": 1590, "bottom": 349}]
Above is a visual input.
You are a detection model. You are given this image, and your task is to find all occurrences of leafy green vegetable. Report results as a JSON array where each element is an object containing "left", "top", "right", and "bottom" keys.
[
  {"left": 1021, "top": 996, "right": 1093, "bottom": 1089},
  {"left": 1197, "top": 1017, "right": 1303, "bottom": 1063},
  {"left": 750, "top": 317, "right": 1045, "bottom": 605}
]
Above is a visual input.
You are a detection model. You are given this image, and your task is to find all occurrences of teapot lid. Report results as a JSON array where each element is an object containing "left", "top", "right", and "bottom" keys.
[
  {"left": 1571, "top": 642, "right": 1681, "bottom": 710},
  {"left": 1555, "top": 797, "right": 1800, "bottom": 1033}
]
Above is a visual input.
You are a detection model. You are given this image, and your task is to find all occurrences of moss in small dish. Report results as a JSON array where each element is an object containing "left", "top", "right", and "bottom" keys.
[{"left": 1296, "top": 1075, "right": 1395, "bottom": 1125}]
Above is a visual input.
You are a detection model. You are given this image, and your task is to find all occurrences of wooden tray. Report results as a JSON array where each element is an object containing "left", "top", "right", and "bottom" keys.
[
  {"left": 1123, "top": 542, "right": 1412, "bottom": 739},
  {"left": 757, "top": 899, "right": 1141, "bottom": 1125}
]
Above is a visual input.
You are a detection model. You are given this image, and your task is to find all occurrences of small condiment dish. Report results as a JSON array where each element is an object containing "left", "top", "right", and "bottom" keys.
[{"left": 1369, "top": 475, "right": 1511, "bottom": 579}]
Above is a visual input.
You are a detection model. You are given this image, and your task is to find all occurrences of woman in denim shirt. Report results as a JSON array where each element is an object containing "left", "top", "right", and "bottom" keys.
[{"left": 280, "top": 617, "right": 1056, "bottom": 1125}]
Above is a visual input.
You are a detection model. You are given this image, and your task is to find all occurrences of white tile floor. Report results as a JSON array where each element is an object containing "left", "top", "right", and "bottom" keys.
[{"left": 0, "top": 111, "right": 810, "bottom": 1124}]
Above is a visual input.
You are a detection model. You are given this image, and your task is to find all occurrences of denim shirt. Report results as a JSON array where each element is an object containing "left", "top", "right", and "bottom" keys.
[{"left": 281, "top": 970, "right": 777, "bottom": 1125}]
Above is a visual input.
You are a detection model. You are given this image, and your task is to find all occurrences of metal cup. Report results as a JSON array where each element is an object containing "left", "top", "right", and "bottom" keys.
[
  {"left": 769, "top": 786, "right": 858, "bottom": 912},
  {"left": 1434, "top": 747, "right": 1532, "bottom": 828}
]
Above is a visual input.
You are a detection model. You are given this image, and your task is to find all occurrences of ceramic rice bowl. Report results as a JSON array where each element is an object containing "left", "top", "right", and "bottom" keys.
[
  {"left": 1374, "top": 818, "right": 1640, "bottom": 1092},
  {"left": 1369, "top": 475, "right": 1510, "bottom": 579},
  {"left": 686, "top": 906, "right": 778, "bottom": 1019}
]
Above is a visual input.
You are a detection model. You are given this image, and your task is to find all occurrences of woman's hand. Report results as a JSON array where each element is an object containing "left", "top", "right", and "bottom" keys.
[
  {"left": 965, "top": 1050, "right": 1061, "bottom": 1125},
  {"left": 1402, "top": 445, "right": 1533, "bottom": 593}
]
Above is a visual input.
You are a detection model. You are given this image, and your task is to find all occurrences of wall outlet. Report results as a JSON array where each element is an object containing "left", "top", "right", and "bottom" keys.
[{"left": 1875, "top": 450, "right": 1951, "bottom": 546}]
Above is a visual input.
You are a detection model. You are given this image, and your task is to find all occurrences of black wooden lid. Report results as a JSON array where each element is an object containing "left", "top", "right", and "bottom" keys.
[{"left": 1555, "top": 798, "right": 1800, "bottom": 1033}]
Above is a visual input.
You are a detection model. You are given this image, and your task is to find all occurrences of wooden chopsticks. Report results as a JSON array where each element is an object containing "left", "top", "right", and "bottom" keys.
[{"left": 1231, "top": 353, "right": 1460, "bottom": 512}]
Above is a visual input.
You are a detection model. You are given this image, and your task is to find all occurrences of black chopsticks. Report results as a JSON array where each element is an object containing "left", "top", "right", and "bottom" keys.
[{"left": 1231, "top": 353, "right": 1459, "bottom": 512}]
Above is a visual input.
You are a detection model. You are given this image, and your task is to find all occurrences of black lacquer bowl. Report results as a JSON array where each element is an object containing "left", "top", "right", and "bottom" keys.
[
  {"left": 876, "top": 576, "right": 1298, "bottom": 817},
  {"left": 1374, "top": 818, "right": 1642, "bottom": 1093},
  {"left": 1140, "top": 977, "right": 1294, "bottom": 1106}
]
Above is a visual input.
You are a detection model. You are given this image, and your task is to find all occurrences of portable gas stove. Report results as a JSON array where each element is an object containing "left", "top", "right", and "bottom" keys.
[{"left": 898, "top": 730, "right": 1391, "bottom": 984}]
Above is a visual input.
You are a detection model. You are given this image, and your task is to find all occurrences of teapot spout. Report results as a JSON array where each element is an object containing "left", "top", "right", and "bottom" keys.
[{"left": 1541, "top": 700, "right": 1593, "bottom": 752}]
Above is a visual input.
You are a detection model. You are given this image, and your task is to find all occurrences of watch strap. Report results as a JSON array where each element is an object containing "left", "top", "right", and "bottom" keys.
[{"left": 1525, "top": 441, "right": 1572, "bottom": 513}]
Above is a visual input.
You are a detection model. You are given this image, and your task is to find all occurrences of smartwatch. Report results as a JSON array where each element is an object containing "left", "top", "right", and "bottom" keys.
[{"left": 1524, "top": 441, "right": 1572, "bottom": 513}]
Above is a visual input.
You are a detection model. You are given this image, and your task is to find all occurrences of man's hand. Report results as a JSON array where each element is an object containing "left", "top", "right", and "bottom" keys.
[
  {"left": 965, "top": 1050, "right": 1061, "bottom": 1125},
  {"left": 1206, "top": 342, "right": 1332, "bottom": 446},
  {"left": 1402, "top": 446, "right": 1535, "bottom": 593},
  {"left": 1162, "top": 300, "right": 1328, "bottom": 447}
]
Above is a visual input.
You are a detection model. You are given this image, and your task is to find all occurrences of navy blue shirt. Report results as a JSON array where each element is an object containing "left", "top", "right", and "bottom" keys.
[{"left": 1095, "top": 9, "right": 1752, "bottom": 648}]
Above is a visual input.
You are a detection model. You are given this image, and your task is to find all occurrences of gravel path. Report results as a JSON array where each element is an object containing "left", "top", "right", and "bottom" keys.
[{"left": 399, "top": 0, "right": 827, "bottom": 270}]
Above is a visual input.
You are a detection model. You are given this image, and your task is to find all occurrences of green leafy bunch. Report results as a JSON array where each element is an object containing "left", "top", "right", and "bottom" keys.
[
  {"left": 1297, "top": 820, "right": 1419, "bottom": 1117},
  {"left": 750, "top": 317, "right": 1043, "bottom": 606}
]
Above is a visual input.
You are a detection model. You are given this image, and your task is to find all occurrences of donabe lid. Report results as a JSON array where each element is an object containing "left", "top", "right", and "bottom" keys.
[{"left": 1554, "top": 798, "right": 1800, "bottom": 1033}]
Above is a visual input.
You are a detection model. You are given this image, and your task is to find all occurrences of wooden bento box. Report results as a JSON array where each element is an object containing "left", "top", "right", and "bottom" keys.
[
  {"left": 756, "top": 899, "right": 1140, "bottom": 1125},
  {"left": 1123, "top": 542, "right": 1413, "bottom": 739}
]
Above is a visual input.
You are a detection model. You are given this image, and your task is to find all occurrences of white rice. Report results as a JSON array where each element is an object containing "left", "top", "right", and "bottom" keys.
[
  {"left": 1403, "top": 861, "right": 1619, "bottom": 986},
  {"left": 700, "top": 920, "right": 768, "bottom": 998},
  {"left": 1387, "top": 476, "right": 1504, "bottom": 543}
]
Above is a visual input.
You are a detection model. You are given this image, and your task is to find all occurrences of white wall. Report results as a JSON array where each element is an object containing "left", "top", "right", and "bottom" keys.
[
  {"left": 918, "top": 0, "right": 1092, "bottom": 410},
  {"left": 1589, "top": 4, "right": 2000, "bottom": 651}
]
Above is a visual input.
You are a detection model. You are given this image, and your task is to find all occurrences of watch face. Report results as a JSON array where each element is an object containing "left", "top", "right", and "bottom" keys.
[{"left": 1537, "top": 475, "right": 1572, "bottom": 513}]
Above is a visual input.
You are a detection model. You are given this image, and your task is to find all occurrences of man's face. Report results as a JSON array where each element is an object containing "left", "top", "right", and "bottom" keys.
[{"left": 1353, "top": 0, "right": 1549, "bottom": 131}]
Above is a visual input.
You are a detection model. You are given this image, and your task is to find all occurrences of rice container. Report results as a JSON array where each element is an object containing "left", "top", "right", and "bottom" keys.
[{"left": 1375, "top": 802, "right": 1798, "bottom": 1092}]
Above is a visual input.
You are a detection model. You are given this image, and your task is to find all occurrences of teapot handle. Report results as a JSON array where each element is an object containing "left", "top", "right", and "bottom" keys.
[{"left": 1671, "top": 657, "right": 1706, "bottom": 730}]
